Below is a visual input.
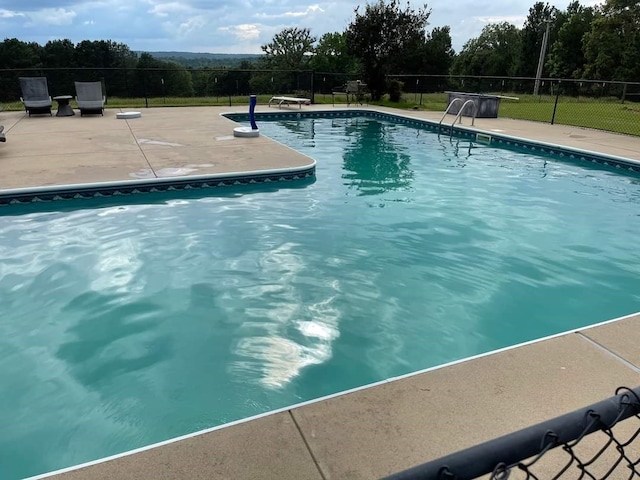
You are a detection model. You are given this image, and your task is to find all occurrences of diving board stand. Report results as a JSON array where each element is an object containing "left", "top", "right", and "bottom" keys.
[{"left": 268, "top": 96, "right": 311, "bottom": 109}]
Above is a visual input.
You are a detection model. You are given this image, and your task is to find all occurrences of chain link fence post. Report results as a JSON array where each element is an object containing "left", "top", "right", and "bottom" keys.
[{"left": 551, "top": 80, "right": 561, "bottom": 125}]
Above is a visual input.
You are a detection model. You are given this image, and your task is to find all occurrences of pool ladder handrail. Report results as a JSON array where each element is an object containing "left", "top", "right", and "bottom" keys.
[{"left": 438, "top": 99, "right": 478, "bottom": 137}]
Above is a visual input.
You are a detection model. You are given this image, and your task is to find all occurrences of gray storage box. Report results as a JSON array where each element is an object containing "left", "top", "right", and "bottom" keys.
[{"left": 446, "top": 92, "right": 501, "bottom": 118}]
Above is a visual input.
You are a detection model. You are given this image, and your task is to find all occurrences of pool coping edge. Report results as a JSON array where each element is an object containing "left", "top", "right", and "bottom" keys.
[{"left": 0, "top": 163, "right": 316, "bottom": 207}]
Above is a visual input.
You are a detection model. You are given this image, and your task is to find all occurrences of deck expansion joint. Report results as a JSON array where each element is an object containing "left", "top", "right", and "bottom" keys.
[
  {"left": 576, "top": 331, "right": 640, "bottom": 373},
  {"left": 289, "top": 410, "right": 328, "bottom": 480}
]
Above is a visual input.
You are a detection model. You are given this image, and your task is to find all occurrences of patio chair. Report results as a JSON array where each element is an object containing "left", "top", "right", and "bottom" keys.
[
  {"left": 74, "top": 81, "right": 105, "bottom": 116},
  {"left": 0, "top": 125, "right": 5, "bottom": 143},
  {"left": 346, "top": 80, "right": 369, "bottom": 106},
  {"left": 19, "top": 77, "right": 52, "bottom": 116}
]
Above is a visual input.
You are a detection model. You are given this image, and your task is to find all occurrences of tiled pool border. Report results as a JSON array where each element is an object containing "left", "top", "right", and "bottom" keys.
[
  {"left": 0, "top": 165, "right": 315, "bottom": 207},
  {"left": 4, "top": 108, "right": 639, "bottom": 208},
  {"left": 225, "top": 109, "right": 640, "bottom": 172}
]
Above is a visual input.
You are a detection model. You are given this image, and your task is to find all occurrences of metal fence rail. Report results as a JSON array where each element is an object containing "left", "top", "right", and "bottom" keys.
[
  {"left": 2, "top": 69, "right": 640, "bottom": 136},
  {"left": 0, "top": 67, "right": 318, "bottom": 106},
  {"left": 383, "top": 386, "right": 640, "bottom": 480},
  {"left": 387, "top": 74, "right": 640, "bottom": 137}
]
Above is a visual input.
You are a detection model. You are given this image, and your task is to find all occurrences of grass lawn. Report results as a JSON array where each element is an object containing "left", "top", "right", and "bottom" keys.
[{"left": 378, "top": 92, "right": 640, "bottom": 136}]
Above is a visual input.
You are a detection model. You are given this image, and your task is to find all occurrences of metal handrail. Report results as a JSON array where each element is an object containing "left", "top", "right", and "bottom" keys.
[
  {"left": 447, "top": 100, "right": 478, "bottom": 139},
  {"left": 452, "top": 99, "right": 478, "bottom": 127},
  {"left": 438, "top": 98, "right": 477, "bottom": 138},
  {"left": 437, "top": 98, "right": 464, "bottom": 133}
]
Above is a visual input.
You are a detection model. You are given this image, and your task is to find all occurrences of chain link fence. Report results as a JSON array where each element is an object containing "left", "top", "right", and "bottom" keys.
[
  {"left": 383, "top": 386, "right": 640, "bottom": 480},
  {"left": 388, "top": 74, "right": 640, "bottom": 137},
  {"left": 2, "top": 69, "right": 640, "bottom": 136},
  {"left": 0, "top": 67, "right": 317, "bottom": 108}
]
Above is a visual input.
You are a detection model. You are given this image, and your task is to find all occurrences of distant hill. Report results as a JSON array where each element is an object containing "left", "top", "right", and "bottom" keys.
[
  {"left": 136, "top": 51, "right": 263, "bottom": 68},
  {"left": 138, "top": 51, "right": 262, "bottom": 60}
]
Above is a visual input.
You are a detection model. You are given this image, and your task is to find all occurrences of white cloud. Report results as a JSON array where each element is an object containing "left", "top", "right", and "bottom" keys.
[
  {"left": 254, "top": 4, "right": 325, "bottom": 20},
  {"left": 177, "top": 16, "right": 206, "bottom": 36},
  {"left": 148, "top": 1, "right": 191, "bottom": 17},
  {"left": 25, "top": 8, "right": 76, "bottom": 26},
  {"left": 475, "top": 15, "right": 527, "bottom": 26},
  {"left": 219, "top": 24, "right": 261, "bottom": 41},
  {"left": 0, "top": 0, "right": 599, "bottom": 54},
  {"left": 0, "top": 9, "right": 25, "bottom": 18}
]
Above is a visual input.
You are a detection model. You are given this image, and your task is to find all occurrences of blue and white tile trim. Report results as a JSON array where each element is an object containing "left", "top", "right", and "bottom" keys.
[
  {"left": 225, "top": 109, "right": 640, "bottom": 173},
  {"left": 0, "top": 167, "right": 315, "bottom": 207}
]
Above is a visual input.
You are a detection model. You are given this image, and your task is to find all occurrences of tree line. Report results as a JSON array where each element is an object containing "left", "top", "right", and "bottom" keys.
[
  {"left": 0, "top": 0, "right": 637, "bottom": 102},
  {"left": 452, "top": 0, "right": 640, "bottom": 83}
]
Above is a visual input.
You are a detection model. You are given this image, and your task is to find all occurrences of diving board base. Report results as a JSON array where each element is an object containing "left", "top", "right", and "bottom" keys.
[{"left": 233, "top": 126, "right": 260, "bottom": 138}]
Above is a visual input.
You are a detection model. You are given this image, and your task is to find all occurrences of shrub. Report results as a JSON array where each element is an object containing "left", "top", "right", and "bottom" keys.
[{"left": 388, "top": 80, "right": 404, "bottom": 102}]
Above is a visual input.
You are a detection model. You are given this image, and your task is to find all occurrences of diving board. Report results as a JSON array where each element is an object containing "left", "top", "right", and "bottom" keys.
[{"left": 268, "top": 96, "right": 311, "bottom": 109}]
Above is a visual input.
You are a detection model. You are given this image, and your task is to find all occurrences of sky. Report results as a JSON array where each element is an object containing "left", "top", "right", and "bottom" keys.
[{"left": 0, "top": 0, "right": 599, "bottom": 55}]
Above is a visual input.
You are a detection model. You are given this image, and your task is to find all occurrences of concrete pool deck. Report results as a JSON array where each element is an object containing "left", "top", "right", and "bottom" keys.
[
  {"left": 1, "top": 104, "right": 639, "bottom": 479},
  {"left": 0, "top": 106, "right": 315, "bottom": 190}
]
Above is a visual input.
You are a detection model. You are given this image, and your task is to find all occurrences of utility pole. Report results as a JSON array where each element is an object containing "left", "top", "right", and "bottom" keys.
[{"left": 533, "top": 20, "right": 551, "bottom": 96}]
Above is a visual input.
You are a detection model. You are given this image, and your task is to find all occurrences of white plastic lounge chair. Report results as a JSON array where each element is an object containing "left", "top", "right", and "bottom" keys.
[
  {"left": 268, "top": 96, "right": 311, "bottom": 109},
  {"left": 19, "top": 77, "right": 52, "bottom": 116},
  {"left": 74, "top": 81, "right": 105, "bottom": 116}
]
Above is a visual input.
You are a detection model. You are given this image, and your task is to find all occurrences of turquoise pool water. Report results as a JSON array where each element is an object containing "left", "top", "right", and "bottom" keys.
[{"left": 3, "top": 116, "right": 640, "bottom": 479}]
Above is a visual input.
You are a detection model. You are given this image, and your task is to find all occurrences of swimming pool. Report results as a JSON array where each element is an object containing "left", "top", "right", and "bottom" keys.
[{"left": 3, "top": 113, "right": 640, "bottom": 479}]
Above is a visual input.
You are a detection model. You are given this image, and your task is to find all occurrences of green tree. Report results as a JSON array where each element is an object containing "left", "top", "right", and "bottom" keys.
[
  {"left": 397, "top": 24, "right": 454, "bottom": 77},
  {"left": 74, "top": 40, "right": 118, "bottom": 68},
  {"left": 254, "top": 27, "right": 316, "bottom": 95},
  {"left": 423, "top": 26, "right": 455, "bottom": 75},
  {"left": 191, "top": 68, "right": 213, "bottom": 96},
  {"left": 0, "top": 38, "right": 43, "bottom": 101},
  {"left": 135, "top": 53, "right": 194, "bottom": 97},
  {"left": 207, "top": 70, "right": 231, "bottom": 97},
  {"left": 346, "top": 0, "right": 432, "bottom": 100},
  {"left": 261, "top": 27, "right": 316, "bottom": 70},
  {"left": 309, "top": 31, "right": 360, "bottom": 93},
  {"left": 42, "top": 39, "right": 77, "bottom": 95},
  {"left": 135, "top": 52, "right": 161, "bottom": 97},
  {"left": 310, "top": 32, "right": 359, "bottom": 74},
  {"left": 163, "top": 63, "right": 195, "bottom": 97},
  {"left": 103, "top": 41, "right": 138, "bottom": 97},
  {"left": 249, "top": 70, "right": 288, "bottom": 95},
  {"left": 73, "top": 40, "right": 137, "bottom": 97},
  {"left": 583, "top": 0, "right": 640, "bottom": 81},
  {"left": 226, "top": 60, "right": 253, "bottom": 96},
  {"left": 547, "top": 1, "right": 595, "bottom": 79},
  {"left": 451, "top": 22, "right": 520, "bottom": 77},
  {"left": 0, "top": 37, "right": 42, "bottom": 69},
  {"left": 42, "top": 39, "right": 76, "bottom": 68},
  {"left": 515, "top": 2, "right": 561, "bottom": 78}
]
